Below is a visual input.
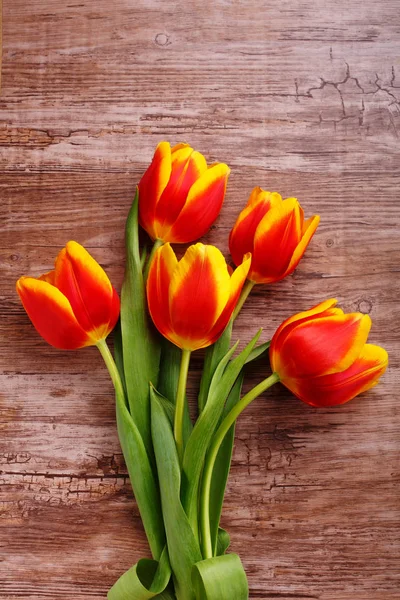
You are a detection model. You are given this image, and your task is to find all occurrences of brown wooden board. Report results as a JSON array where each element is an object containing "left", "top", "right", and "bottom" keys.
[{"left": 1, "top": 1, "right": 399, "bottom": 599}]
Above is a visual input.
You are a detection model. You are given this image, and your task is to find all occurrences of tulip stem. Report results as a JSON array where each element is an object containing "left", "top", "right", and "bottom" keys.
[
  {"left": 174, "top": 349, "right": 191, "bottom": 464},
  {"left": 143, "top": 238, "right": 164, "bottom": 281},
  {"left": 96, "top": 338, "right": 126, "bottom": 405},
  {"left": 200, "top": 371, "right": 280, "bottom": 559},
  {"left": 232, "top": 279, "right": 255, "bottom": 321}
]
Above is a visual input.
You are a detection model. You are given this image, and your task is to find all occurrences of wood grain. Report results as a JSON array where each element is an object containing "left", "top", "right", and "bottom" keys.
[{"left": 1, "top": 1, "right": 399, "bottom": 599}]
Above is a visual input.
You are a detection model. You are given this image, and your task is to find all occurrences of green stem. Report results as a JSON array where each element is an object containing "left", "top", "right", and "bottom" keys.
[
  {"left": 200, "top": 372, "right": 280, "bottom": 559},
  {"left": 96, "top": 338, "right": 126, "bottom": 403},
  {"left": 143, "top": 238, "right": 164, "bottom": 282},
  {"left": 174, "top": 349, "right": 191, "bottom": 464},
  {"left": 232, "top": 279, "right": 255, "bottom": 321}
]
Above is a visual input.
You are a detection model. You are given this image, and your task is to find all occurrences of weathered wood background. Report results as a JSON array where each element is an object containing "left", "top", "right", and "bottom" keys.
[{"left": 1, "top": 1, "right": 399, "bottom": 599}]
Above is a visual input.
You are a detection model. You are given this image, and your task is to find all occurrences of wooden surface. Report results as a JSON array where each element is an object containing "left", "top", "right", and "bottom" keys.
[{"left": 1, "top": 1, "right": 399, "bottom": 598}]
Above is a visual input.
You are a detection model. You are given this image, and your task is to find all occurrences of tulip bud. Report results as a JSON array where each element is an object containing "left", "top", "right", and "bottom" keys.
[
  {"left": 146, "top": 243, "right": 251, "bottom": 351},
  {"left": 16, "top": 241, "right": 120, "bottom": 350},
  {"left": 229, "top": 187, "right": 319, "bottom": 284},
  {"left": 138, "top": 142, "right": 230, "bottom": 244},
  {"left": 270, "top": 299, "right": 388, "bottom": 406}
]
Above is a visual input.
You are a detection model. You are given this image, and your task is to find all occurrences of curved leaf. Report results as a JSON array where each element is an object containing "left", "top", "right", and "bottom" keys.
[
  {"left": 108, "top": 548, "right": 174, "bottom": 600},
  {"left": 192, "top": 554, "right": 248, "bottom": 600}
]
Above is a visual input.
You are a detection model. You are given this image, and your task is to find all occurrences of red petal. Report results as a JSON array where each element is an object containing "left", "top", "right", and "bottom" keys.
[
  {"left": 229, "top": 188, "right": 282, "bottom": 267},
  {"left": 16, "top": 277, "right": 91, "bottom": 349},
  {"left": 167, "top": 244, "right": 231, "bottom": 350},
  {"left": 146, "top": 243, "right": 178, "bottom": 342},
  {"left": 153, "top": 146, "right": 207, "bottom": 239},
  {"left": 138, "top": 142, "right": 172, "bottom": 239},
  {"left": 275, "top": 313, "right": 372, "bottom": 379},
  {"left": 54, "top": 241, "right": 119, "bottom": 340},
  {"left": 285, "top": 344, "right": 388, "bottom": 406},
  {"left": 166, "top": 164, "right": 230, "bottom": 243},
  {"left": 249, "top": 198, "right": 302, "bottom": 283},
  {"left": 270, "top": 299, "right": 339, "bottom": 370},
  {"left": 207, "top": 253, "right": 251, "bottom": 345}
]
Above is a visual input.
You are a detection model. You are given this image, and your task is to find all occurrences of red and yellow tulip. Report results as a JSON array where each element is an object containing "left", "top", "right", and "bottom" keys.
[
  {"left": 138, "top": 142, "right": 230, "bottom": 244},
  {"left": 16, "top": 241, "right": 120, "bottom": 350},
  {"left": 270, "top": 299, "right": 388, "bottom": 406},
  {"left": 229, "top": 187, "right": 319, "bottom": 284},
  {"left": 147, "top": 243, "right": 251, "bottom": 351}
]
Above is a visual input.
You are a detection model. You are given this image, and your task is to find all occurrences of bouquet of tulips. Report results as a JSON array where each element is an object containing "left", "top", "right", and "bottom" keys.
[{"left": 16, "top": 142, "right": 388, "bottom": 600}]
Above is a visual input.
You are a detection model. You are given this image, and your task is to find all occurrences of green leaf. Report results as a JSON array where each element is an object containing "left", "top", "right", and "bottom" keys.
[
  {"left": 192, "top": 554, "right": 248, "bottom": 600},
  {"left": 120, "top": 188, "right": 161, "bottom": 457},
  {"left": 151, "top": 384, "right": 192, "bottom": 450},
  {"left": 244, "top": 340, "right": 271, "bottom": 364},
  {"left": 108, "top": 547, "right": 174, "bottom": 600},
  {"left": 115, "top": 385, "right": 165, "bottom": 561},
  {"left": 208, "top": 373, "right": 243, "bottom": 555},
  {"left": 182, "top": 331, "right": 261, "bottom": 533},
  {"left": 198, "top": 322, "right": 232, "bottom": 413},
  {"left": 112, "top": 320, "right": 127, "bottom": 401},
  {"left": 215, "top": 528, "right": 231, "bottom": 556},
  {"left": 140, "top": 245, "right": 148, "bottom": 271},
  {"left": 150, "top": 389, "right": 202, "bottom": 600}
]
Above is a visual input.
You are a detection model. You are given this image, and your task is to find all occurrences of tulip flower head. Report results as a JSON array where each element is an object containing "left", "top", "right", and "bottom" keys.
[
  {"left": 270, "top": 299, "right": 388, "bottom": 406},
  {"left": 147, "top": 243, "right": 251, "bottom": 351},
  {"left": 229, "top": 187, "right": 320, "bottom": 284},
  {"left": 16, "top": 241, "right": 120, "bottom": 350},
  {"left": 138, "top": 142, "right": 230, "bottom": 244}
]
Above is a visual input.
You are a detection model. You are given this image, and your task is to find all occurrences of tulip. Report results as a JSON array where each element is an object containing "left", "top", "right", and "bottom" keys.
[
  {"left": 138, "top": 141, "right": 230, "bottom": 244},
  {"left": 16, "top": 241, "right": 120, "bottom": 350},
  {"left": 147, "top": 242, "right": 250, "bottom": 459},
  {"left": 270, "top": 299, "right": 388, "bottom": 406},
  {"left": 229, "top": 187, "right": 320, "bottom": 284},
  {"left": 147, "top": 242, "right": 250, "bottom": 352}
]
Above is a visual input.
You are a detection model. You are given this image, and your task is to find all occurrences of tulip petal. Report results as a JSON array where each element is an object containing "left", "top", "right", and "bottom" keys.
[
  {"left": 249, "top": 198, "right": 302, "bottom": 283},
  {"left": 229, "top": 188, "right": 282, "bottom": 266},
  {"left": 39, "top": 270, "right": 55, "bottom": 285},
  {"left": 286, "top": 344, "right": 388, "bottom": 406},
  {"left": 270, "top": 298, "right": 338, "bottom": 371},
  {"left": 138, "top": 141, "right": 172, "bottom": 239},
  {"left": 276, "top": 313, "right": 372, "bottom": 379},
  {"left": 54, "top": 241, "right": 119, "bottom": 339},
  {"left": 166, "top": 163, "right": 230, "bottom": 244},
  {"left": 154, "top": 146, "right": 208, "bottom": 239},
  {"left": 16, "top": 277, "right": 91, "bottom": 349},
  {"left": 146, "top": 243, "right": 178, "bottom": 341},
  {"left": 284, "top": 214, "right": 320, "bottom": 276},
  {"left": 207, "top": 253, "right": 252, "bottom": 346},
  {"left": 168, "top": 244, "right": 231, "bottom": 350}
]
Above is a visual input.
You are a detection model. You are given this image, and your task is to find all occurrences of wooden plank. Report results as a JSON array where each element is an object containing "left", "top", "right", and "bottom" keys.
[{"left": 1, "top": 1, "right": 399, "bottom": 599}]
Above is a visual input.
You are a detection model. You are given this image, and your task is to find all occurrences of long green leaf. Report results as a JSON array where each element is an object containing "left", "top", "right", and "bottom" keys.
[
  {"left": 120, "top": 188, "right": 161, "bottom": 456},
  {"left": 113, "top": 320, "right": 127, "bottom": 400},
  {"left": 182, "top": 331, "right": 261, "bottom": 532},
  {"left": 150, "top": 389, "right": 202, "bottom": 600},
  {"left": 192, "top": 554, "right": 248, "bottom": 600},
  {"left": 108, "top": 547, "right": 174, "bottom": 600},
  {"left": 115, "top": 385, "right": 165, "bottom": 561},
  {"left": 150, "top": 384, "right": 192, "bottom": 449},
  {"left": 208, "top": 373, "right": 244, "bottom": 554},
  {"left": 244, "top": 340, "right": 270, "bottom": 364},
  {"left": 198, "top": 322, "right": 232, "bottom": 413}
]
